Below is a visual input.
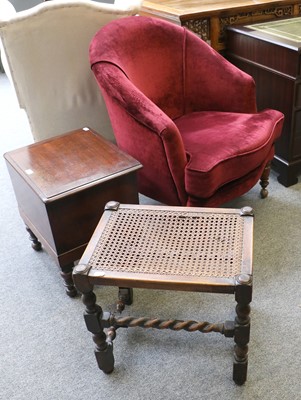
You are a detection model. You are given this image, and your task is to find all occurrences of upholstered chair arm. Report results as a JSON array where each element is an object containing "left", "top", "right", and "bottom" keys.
[
  {"left": 92, "top": 63, "right": 185, "bottom": 138},
  {"left": 92, "top": 62, "right": 188, "bottom": 205}
]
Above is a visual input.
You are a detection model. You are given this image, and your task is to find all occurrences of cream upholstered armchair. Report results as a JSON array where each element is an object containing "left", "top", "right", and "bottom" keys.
[{"left": 0, "top": 0, "right": 143, "bottom": 142}]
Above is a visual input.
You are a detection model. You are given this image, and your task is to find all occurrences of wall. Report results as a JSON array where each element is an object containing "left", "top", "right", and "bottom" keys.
[
  {"left": 9, "top": 0, "right": 115, "bottom": 11},
  {"left": 9, "top": 0, "right": 42, "bottom": 11}
]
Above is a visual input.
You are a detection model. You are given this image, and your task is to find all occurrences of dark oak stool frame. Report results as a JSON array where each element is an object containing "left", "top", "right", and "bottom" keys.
[{"left": 73, "top": 202, "right": 254, "bottom": 385}]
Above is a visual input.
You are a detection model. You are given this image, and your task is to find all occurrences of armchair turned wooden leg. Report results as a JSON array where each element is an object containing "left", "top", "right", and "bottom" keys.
[
  {"left": 259, "top": 161, "right": 271, "bottom": 198},
  {"left": 117, "top": 287, "right": 133, "bottom": 313}
]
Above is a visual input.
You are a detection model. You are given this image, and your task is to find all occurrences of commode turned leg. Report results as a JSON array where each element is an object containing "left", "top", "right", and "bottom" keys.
[
  {"left": 25, "top": 224, "right": 77, "bottom": 297},
  {"left": 25, "top": 225, "right": 42, "bottom": 251},
  {"left": 60, "top": 263, "right": 77, "bottom": 298}
]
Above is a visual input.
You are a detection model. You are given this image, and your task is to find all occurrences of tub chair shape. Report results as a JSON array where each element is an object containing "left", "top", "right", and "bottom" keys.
[{"left": 89, "top": 16, "right": 284, "bottom": 206}]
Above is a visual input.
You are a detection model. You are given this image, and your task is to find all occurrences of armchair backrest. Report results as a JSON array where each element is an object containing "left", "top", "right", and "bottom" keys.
[
  {"left": 90, "top": 16, "right": 256, "bottom": 119},
  {"left": 0, "top": 0, "right": 143, "bottom": 142}
]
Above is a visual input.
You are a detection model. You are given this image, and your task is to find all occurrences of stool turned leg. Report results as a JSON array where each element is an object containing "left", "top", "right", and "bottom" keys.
[
  {"left": 233, "top": 274, "right": 252, "bottom": 385},
  {"left": 82, "top": 290, "right": 114, "bottom": 374},
  {"left": 25, "top": 226, "right": 42, "bottom": 251},
  {"left": 60, "top": 263, "right": 77, "bottom": 298}
]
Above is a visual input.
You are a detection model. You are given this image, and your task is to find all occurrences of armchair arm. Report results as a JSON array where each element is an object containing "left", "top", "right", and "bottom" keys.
[
  {"left": 92, "top": 62, "right": 188, "bottom": 205},
  {"left": 92, "top": 63, "right": 184, "bottom": 138}
]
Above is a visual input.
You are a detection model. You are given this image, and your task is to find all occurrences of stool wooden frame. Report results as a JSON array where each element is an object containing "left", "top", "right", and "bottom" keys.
[{"left": 73, "top": 202, "right": 254, "bottom": 385}]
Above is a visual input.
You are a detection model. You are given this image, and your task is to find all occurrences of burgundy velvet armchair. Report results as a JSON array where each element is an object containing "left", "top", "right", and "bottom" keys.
[{"left": 89, "top": 16, "right": 284, "bottom": 207}]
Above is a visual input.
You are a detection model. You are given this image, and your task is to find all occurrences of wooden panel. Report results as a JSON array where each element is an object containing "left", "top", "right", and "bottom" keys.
[{"left": 226, "top": 19, "right": 301, "bottom": 186}]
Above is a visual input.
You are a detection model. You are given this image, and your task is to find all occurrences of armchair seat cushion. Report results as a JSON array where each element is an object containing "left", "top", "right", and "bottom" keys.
[{"left": 174, "top": 109, "right": 284, "bottom": 198}]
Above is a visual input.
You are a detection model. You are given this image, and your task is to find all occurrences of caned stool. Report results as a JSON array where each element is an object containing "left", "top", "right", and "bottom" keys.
[{"left": 73, "top": 201, "right": 254, "bottom": 385}]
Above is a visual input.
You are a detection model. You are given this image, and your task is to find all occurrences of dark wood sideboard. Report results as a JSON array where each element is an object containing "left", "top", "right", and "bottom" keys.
[
  {"left": 226, "top": 17, "right": 301, "bottom": 186},
  {"left": 141, "top": 0, "right": 301, "bottom": 51}
]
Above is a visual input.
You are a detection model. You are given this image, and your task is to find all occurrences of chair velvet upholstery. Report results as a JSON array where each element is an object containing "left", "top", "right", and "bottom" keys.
[
  {"left": 0, "top": 0, "right": 142, "bottom": 142},
  {"left": 90, "top": 16, "right": 284, "bottom": 207}
]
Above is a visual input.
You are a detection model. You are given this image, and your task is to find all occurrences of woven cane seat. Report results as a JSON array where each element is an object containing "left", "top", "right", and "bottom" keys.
[
  {"left": 89, "top": 207, "right": 244, "bottom": 278},
  {"left": 80, "top": 203, "right": 253, "bottom": 292}
]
